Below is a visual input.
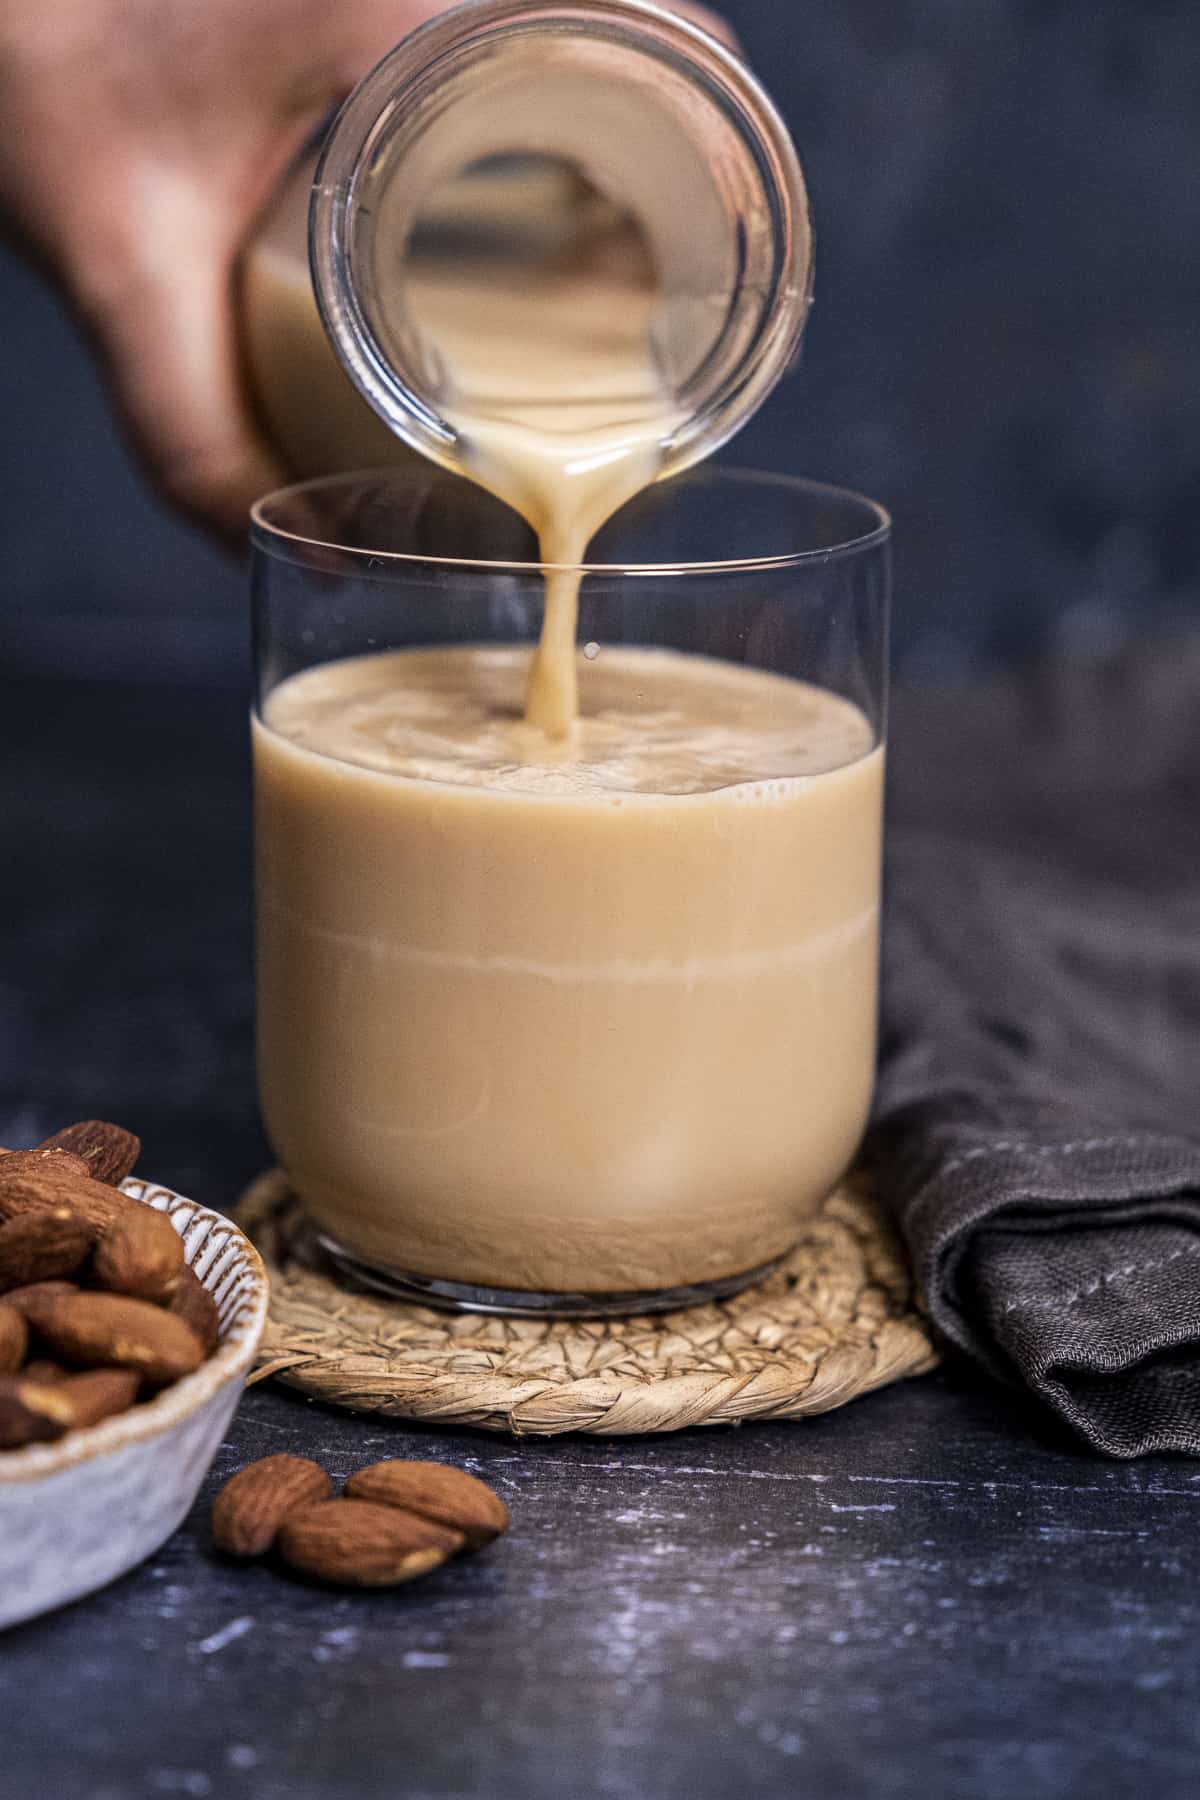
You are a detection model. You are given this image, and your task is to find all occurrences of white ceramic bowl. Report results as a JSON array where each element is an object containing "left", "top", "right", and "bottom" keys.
[{"left": 0, "top": 1179, "right": 269, "bottom": 1630}]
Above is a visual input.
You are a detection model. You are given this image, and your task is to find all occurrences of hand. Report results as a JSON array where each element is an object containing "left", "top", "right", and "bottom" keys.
[{"left": 0, "top": 0, "right": 734, "bottom": 538}]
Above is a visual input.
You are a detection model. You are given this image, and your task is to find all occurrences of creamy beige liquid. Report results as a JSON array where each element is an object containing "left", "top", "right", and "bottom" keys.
[
  {"left": 246, "top": 29, "right": 744, "bottom": 735},
  {"left": 256, "top": 647, "right": 883, "bottom": 1293},
  {"left": 248, "top": 203, "right": 678, "bottom": 734},
  {"left": 407, "top": 251, "right": 676, "bottom": 735},
  {"left": 247, "top": 209, "right": 670, "bottom": 735},
  {"left": 247, "top": 62, "right": 858, "bottom": 1296}
]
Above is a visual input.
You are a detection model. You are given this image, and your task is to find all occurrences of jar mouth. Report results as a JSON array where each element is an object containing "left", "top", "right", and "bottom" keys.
[
  {"left": 250, "top": 466, "right": 891, "bottom": 574},
  {"left": 309, "top": 0, "right": 814, "bottom": 483}
]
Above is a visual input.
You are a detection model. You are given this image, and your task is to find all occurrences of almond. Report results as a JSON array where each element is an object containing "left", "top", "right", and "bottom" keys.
[
  {"left": 36, "top": 1292, "right": 204, "bottom": 1383},
  {"left": 36, "top": 1121, "right": 141, "bottom": 1187},
  {"left": 21, "top": 1359, "right": 67, "bottom": 1384},
  {"left": 211, "top": 1455, "right": 334, "bottom": 1557},
  {"left": 4, "top": 1279, "right": 79, "bottom": 1328},
  {"left": 59, "top": 1368, "right": 142, "bottom": 1428},
  {"left": 344, "top": 1460, "right": 510, "bottom": 1550},
  {"left": 277, "top": 1499, "right": 464, "bottom": 1587},
  {"left": 0, "top": 1301, "right": 27, "bottom": 1375},
  {"left": 0, "top": 1148, "right": 89, "bottom": 1187},
  {"left": 0, "top": 1375, "right": 76, "bottom": 1448},
  {"left": 93, "top": 1206, "right": 184, "bottom": 1303},
  {"left": 169, "top": 1267, "right": 221, "bottom": 1357},
  {"left": 0, "top": 1208, "right": 95, "bottom": 1291},
  {"left": 0, "top": 1162, "right": 133, "bottom": 1231}
]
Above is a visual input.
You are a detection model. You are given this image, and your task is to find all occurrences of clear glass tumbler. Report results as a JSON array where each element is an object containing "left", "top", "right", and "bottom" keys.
[{"left": 251, "top": 467, "right": 890, "bottom": 1316}]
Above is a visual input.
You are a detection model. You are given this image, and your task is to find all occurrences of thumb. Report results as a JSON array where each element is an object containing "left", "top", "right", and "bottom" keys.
[{"left": 75, "top": 179, "right": 285, "bottom": 540}]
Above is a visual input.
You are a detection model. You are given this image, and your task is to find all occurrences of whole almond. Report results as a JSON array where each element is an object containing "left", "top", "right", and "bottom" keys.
[
  {"left": 4, "top": 1279, "right": 79, "bottom": 1328},
  {"left": 59, "top": 1368, "right": 142, "bottom": 1428},
  {"left": 211, "top": 1455, "right": 333, "bottom": 1557},
  {"left": 277, "top": 1499, "right": 463, "bottom": 1588},
  {"left": 169, "top": 1267, "right": 221, "bottom": 1357},
  {"left": 0, "top": 1375, "right": 76, "bottom": 1448},
  {"left": 0, "top": 1301, "right": 28, "bottom": 1375},
  {"left": 0, "top": 1149, "right": 89, "bottom": 1187},
  {"left": 36, "top": 1292, "right": 204, "bottom": 1383},
  {"left": 0, "top": 1208, "right": 95, "bottom": 1291},
  {"left": 344, "top": 1460, "right": 510, "bottom": 1551},
  {"left": 0, "top": 1163, "right": 133, "bottom": 1231},
  {"left": 36, "top": 1122, "right": 141, "bottom": 1188},
  {"left": 94, "top": 1207, "right": 184, "bottom": 1303}
]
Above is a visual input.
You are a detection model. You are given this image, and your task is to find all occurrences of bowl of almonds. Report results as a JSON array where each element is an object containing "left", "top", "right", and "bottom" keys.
[{"left": 0, "top": 1122, "right": 268, "bottom": 1630}]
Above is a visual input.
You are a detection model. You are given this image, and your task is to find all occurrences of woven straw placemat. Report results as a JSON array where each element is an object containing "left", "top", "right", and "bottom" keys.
[{"left": 239, "top": 1170, "right": 938, "bottom": 1436}]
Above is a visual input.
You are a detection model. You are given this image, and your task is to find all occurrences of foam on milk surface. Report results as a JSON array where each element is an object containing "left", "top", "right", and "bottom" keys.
[{"left": 263, "top": 645, "right": 875, "bottom": 799}]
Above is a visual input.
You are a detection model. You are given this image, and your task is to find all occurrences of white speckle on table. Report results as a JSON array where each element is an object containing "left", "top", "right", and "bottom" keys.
[
  {"left": 194, "top": 1616, "right": 256, "bottom": 1656},
  {"left": 312, "top": 1625, "right": 361, "bottom": 1663},
  {"left": 403, "top": 1652, "right": 451, "bottom": 1669},
  {"left": 225, "top": 1745, "right": 260, "bottom": 1771}
]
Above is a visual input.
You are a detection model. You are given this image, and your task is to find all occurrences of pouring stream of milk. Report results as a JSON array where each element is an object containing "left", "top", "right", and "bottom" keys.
[{"left": 404, "top": 188, "right": 681, "bottom": 738}]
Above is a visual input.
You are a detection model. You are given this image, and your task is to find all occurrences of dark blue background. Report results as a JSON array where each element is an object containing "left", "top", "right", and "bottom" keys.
[{"left": 1, "top": 0, "right": 1196, "bottom": 684}]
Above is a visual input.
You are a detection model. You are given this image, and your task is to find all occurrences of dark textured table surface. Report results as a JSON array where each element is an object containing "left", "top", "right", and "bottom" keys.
[{"left": 3, "top": 672, "right": 1199, "bottom": 1800}]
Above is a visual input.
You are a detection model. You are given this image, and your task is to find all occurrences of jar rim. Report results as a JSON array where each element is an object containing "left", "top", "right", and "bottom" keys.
[{"left": 309, "top": 0, "right": 814, "bottom": 481}]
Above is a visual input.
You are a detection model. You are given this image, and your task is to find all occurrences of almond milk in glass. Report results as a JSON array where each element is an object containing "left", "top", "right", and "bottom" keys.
[{"left": 247, "top": 0, "right": 888, "bottom": 1313}]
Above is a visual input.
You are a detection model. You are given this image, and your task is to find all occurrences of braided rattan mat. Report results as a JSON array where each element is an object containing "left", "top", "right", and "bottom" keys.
[{"left": 239, "top": 1170, "right": 938, "bottom": 1435}]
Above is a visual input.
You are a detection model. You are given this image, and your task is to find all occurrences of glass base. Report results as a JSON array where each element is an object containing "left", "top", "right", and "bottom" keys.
[{"left": 315, "top": 1231, "right": 785, "bottom": 1319}]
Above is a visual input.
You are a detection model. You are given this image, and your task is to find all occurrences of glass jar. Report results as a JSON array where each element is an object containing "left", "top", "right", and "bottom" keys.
[{"left": 242, "top": 0, "right": 813, "bottom": 486}]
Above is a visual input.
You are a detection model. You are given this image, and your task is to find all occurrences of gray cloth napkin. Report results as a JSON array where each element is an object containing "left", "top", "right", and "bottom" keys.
[{"left": 872, "top": 632, "right": 1200, "bottom": 1457}]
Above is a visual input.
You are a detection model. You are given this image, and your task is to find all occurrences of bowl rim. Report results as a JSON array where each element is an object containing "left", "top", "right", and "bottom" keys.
[{"left": 0, "top": 1181, "right": 268, "bottom": 1486}]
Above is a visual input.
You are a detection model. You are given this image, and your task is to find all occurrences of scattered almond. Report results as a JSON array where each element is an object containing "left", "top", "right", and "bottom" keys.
[
  {"left": 277, "top": 1499, "right": 464, "bottom": 1588},
  {"left": 211, "top": 1455, "right": 334, "bottom": 1557},
  {"left": 169, "top": 1267, "right": 221, "bottom": 1357},
  {"left": 36, "top": 1292, "right": 204, "bottom": 1384},
  {"left": 0, "top": 1301, "right": 28, "bottom": 1375},
  {"left": 210, "top": 1454, "right": 511, "bottom": 1593},
  {"left": 94, "top": 1206, "right": 184, "bottom": 1303},
  {"left": 0, "top": 1208, "right": 94, "bottom": 1292},
  {"left": 36, "top": 1121, "right": 141, "bottom": 1188},
  {"left": 345, "top": 1459, "right": 510, "bottom": 1550}
]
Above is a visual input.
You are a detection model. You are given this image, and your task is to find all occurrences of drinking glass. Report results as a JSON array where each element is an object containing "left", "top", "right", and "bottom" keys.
[{"left": 251, "top": 467, "right": 890, "bottom": 1316}]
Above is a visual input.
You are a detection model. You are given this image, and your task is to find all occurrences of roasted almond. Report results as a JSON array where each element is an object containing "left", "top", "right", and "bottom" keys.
[
  {"left": 36, "top": 1121, "right": 141, "bottom": 1187},
  {"left": 93, "top": 1206, "right": 184, "bottom": 1303},
  {"left": 4, "top": 1279, "right": 79, "bottom": 1328},
  {"left": 0, "top": 1208, "right": 94, "bottom": 1291},
  {"left": 59, "top": 1368, "right": 142, "bottom": 1428},
  {"left": 344, "top": 1460, "right": 510, "bottom": 1551},
  {"left": 20, "top": 1359, "right": 67, "bottom": 1384},
  {"left": 0, "top": 1148, "right": 89, "bottom": 1187},
  {"left": 0, "top": 1301, "right": 28, "bottom": 1375},
  {"left": 0, "top": 1163, "right": 132, "bottom": 1231},
  {"left": 36, "top": 1292, "right": 204, "bottom": 1383},
  {"left": 0, "top": 1375, "right": 76, "bottom": 1448},
  {"left": 277, "top": 1499, "right": 463, "bottom": 1588},
  {"left": 169, "top": 1267, "right": 221, "bottom": 1357},
  {"left": 211, "top": 1455, "right": 333, "bottom": 1557}
]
